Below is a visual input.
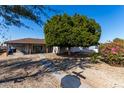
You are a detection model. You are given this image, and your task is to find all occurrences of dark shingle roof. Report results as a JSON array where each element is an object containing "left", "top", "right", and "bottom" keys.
[{"left": 5, "top": 38, "right": 45, "bottom": 44}]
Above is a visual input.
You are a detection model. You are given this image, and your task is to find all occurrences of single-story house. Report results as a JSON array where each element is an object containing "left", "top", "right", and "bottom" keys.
[
  {"left": 5, "top": 38, "right": 99, "bottom": 55},
  {"left": 5, "top": 38, "right": 52, "bottom": 54}
]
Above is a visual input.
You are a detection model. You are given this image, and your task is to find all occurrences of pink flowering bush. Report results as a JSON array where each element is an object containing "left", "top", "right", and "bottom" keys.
[{"left": 99, "top": 40, "right": 124, "bottom": 66}]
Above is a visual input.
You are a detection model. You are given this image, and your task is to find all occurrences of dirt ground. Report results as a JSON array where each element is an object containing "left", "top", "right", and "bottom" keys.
[
  {"left": 67, "top": 63, "right": 124, "bottom": 88},
  {"left": 0, "top": 52, "right": 7, "bottom": 58},
  {"left": 0, "top": 53, "right": 124, "bottom": 88},
  {"left": 0, "top": 74, "right": 59, "bottom": 88}
]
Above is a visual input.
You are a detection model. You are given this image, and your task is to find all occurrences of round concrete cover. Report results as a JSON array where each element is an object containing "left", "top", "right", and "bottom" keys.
[{"left": 61, "top": 75, "right": 81, "bottom": 88}]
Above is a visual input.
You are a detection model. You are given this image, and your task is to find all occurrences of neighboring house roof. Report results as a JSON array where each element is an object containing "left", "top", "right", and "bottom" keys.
[{"left": 4, "top": 38, "right": 45, "bottom": 45}]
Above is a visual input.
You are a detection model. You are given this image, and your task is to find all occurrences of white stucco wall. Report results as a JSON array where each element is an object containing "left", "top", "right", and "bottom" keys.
[
  {"left": 70, "top": 47, "right": 83, "bottom": 52},
  {"left": 53, "top": 46, "right": 60, "bottom": 54},
  {"left": 53, "top": 46, "right": 99, "bottom": 54}
]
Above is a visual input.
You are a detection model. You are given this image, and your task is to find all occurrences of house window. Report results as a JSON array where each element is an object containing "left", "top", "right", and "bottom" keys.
[{"left": 33, "top": 45, "right": 43, "bottom": 53}]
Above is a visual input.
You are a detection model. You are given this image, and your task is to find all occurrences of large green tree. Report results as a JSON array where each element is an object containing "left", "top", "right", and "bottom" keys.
[{"left": 44, "top": 13, "right": 101, "bottom": 54}]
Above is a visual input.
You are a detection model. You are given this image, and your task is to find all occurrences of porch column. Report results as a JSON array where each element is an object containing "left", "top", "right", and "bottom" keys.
[
  {"left": 46, "top": 47, "right": 48, "bottom": 53},
  {"left": 29, "top": 44, "right": 32, "bottom": 54}
]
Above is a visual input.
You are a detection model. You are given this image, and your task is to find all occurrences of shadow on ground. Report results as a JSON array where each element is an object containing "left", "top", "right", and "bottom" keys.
[{"left": 0, "top": 56, "right": 92, "bottom": 84}]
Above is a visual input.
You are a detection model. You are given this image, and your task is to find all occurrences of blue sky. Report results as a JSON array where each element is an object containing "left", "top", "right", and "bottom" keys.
[{"left": 1, "top": 5, "right": 124, "bottom": 43}]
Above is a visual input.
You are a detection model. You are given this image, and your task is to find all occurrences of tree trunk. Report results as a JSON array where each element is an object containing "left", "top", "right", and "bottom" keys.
[{"left": 68, "top": 47, "right": 71, "bottom": 55}]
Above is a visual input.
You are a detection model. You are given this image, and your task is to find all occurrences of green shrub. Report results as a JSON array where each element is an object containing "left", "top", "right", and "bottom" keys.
[{"left": 90, "top": 53, "right": 100, "bottom": 63}]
